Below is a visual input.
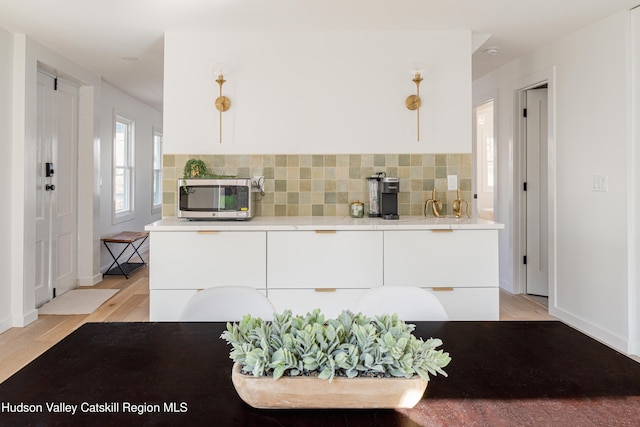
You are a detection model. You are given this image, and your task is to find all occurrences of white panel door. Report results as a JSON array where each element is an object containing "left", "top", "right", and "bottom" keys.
[
  {"left": 35, "top": 72, "right": 54, "bottom": 307},
  {"left": 525, "top": 88, "right": 549, "bottom": 297},
  {"left": 52, "top": 78, "right": 78, "bottom": 294},
  {"left": 35, "top": 71, "right": 78, "bottom": 307}
]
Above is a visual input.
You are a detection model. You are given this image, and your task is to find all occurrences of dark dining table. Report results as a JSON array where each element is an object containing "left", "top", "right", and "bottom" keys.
[{"left": 0, "top": 321, "right": 639, "bottom": 426}]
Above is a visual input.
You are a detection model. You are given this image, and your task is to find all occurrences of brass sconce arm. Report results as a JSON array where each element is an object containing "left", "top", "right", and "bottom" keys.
[
  {"left": 405, "top": 67, "right": 423, "bottom": 142},
  {"left": 214, "top": 68, "right": 231, "bottom": 144}
]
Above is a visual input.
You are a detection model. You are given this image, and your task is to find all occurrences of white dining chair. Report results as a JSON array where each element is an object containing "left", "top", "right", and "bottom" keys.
[
  {"left": 180, "top": 286, "right": 276, "bottom": 322},
  {"left": 353, "top": 286, "right": 449, "bottom": 321}
]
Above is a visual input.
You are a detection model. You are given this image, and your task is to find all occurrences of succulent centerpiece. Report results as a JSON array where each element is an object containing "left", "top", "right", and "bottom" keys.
[{"left": 220, "top": 309, "right": 451, "bottom": 409}]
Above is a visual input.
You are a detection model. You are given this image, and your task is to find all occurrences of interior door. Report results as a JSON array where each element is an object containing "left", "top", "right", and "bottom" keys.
[
  {"left": 35, "top": 72, "right": 54, "bottom": 307},
  {"left": 525, "top": 87, "right": 549, "bottom": 297},
  {"left": 35, "top": 71, "right": 79, "bottom": 307}
]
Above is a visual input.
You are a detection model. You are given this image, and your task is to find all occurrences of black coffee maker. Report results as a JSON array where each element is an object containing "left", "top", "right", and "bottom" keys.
[{"left": 379, "top": 177, "right": 399, "bottom": 220}]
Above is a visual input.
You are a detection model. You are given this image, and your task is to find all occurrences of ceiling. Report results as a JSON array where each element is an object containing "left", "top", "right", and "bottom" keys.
[{"left": 0, "top": 0, "right": 637, "bottom": 112}]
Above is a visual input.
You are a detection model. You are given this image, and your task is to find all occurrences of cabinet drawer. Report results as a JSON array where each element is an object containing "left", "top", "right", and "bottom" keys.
[
  {"left": 150, "top": 288, "right": 269, "bottom": 322},
  {"left": 150, "top": 231, "right": 266, "bottom": 289},
  {"left": 150, "top": 289, "right": 198, "bottom": 321},
  {"left": 426, "top": 287, "right": 499, "bottom": 320},
  {"left": 384, "top": 230, "right": 499, "bottom": 287},
  {"left": 268, "top": 289, "right": 366, "bottom": 318},
  {"left": 267, "top": 231, "right": 383, "bottom": 289}
]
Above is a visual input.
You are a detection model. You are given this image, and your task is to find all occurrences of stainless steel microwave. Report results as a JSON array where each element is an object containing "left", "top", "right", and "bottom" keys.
[{"left": 177, "top": 178, "right": 253, "bottom": 220}]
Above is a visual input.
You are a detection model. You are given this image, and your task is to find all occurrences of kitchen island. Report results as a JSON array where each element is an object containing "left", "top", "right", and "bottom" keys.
[{"left": 145, "top": 216, "right": 504, "bottom": 321}]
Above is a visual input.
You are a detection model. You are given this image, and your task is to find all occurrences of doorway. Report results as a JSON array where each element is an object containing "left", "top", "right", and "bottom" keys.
[
  {"left": 523, "top": 84, "right": 549, "bottom": 298},
  {"left": 35, "top": 70, "right": 79, "bottom": 308},
  {"left": 474, "top": 100, "right": 495, "bottom": 220}
]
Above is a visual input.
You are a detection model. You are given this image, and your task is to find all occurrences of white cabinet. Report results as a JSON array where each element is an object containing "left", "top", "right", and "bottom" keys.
[
  {"left": 384, "top": 229, "right": 499, "bottom": 320},
  {"left": 149, "top": 230, "right": 266, "bottom": 320},
  {"left": 150, "top": 231, "right": 266, "bottom": 289},
  {"left": 267, "top": 231, "right": 383, "bottom": 288},
  {"left": 147, "top": 218, "right": 502, "bottom": 321},
  {"left": 267, "top": 230, "right": 382, "bottom": 316},
  {"left": 425, "top": 287, "right": 499, "bottom": 321},
  {"left": 384, "top": 230, "right": 498, "bottom": 287}
]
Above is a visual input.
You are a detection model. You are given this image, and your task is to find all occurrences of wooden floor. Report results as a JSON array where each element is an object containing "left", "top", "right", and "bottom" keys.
[{"left": 0, "top": 259, "right": 556, "bottom": 384}]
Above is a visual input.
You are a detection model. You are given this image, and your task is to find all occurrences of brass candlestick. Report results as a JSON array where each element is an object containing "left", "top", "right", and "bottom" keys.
[
  {"left": 452, "top": 188, "right": 470, "bottom": 218},
  {"left": 424, "top": 188, "right": 443, "bottom": 217}
]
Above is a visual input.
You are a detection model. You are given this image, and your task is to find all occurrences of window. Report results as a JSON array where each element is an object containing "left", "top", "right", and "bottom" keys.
[
  {"left": 152, "top": 129, "right": 163, "bottom": 212},
  {"left": 113, "top": 115, "right": 135, "bottom": 221},
  {"left": 476, "top": 101, "right": 495, "bottom": 193}
]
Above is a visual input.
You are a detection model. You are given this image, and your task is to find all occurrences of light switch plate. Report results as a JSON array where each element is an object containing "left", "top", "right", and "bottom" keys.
[
  {"left": 447, "top": 175, "right": 458, "bottom": 191},
  {"left": 592, "top": 175, "right": 608, "bottom": 192}
]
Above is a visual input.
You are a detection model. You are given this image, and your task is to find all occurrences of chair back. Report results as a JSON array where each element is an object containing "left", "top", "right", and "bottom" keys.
[
  {"left": 353, "top": 286, "right": 449, "bottom": 321},
  {"left": 180, "top": 286, "right": 276, "bottom": 321}
]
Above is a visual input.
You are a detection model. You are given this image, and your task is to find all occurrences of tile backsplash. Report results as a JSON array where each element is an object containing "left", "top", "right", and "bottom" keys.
[{"left": 162, "top": 153, "right": 472, "bottom": 217}]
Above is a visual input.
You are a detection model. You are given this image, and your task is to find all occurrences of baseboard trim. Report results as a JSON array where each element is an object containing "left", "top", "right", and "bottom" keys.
[
  {"left": 551, "top": 306, "right": 629, "bottom": 355},
  {"left": 0, "top": 317, "right": 11, "bottom": 334},
  {"left": 12, "top": 308, "right": 38, "bottom": 327},
  {"left": 77, "top": 273, "right": 103, "bottom": 287}
]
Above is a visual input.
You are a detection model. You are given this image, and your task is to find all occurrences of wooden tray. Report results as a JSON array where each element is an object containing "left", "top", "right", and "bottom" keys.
[{"left": 231, "top": 362, "right": 429, "bottom": 409}]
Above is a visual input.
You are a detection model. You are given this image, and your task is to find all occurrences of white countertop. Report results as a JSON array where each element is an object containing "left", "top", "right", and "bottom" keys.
[{"left": 145, "top": 216, "right": 504, "bottom": 231}]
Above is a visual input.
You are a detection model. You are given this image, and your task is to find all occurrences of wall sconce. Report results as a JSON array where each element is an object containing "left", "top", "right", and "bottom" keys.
[
  {"left": 405, "top": 65, "right": 424, "bottom": 142},
  {"left": 214, "top": 67, "right": 231, "bottom": 144}
]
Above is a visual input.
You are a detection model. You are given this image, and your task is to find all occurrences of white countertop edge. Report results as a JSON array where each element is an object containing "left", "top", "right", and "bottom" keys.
[{"left": 145, "top": 216, "right": 504, "bottom": 231}]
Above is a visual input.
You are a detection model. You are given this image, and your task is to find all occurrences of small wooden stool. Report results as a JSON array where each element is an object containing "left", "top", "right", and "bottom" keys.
[{"left": 101, "top": 231, "right": 149, "bottom": 279}]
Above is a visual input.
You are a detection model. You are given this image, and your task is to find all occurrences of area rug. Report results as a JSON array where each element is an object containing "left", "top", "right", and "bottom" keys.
[{"left": 38, "top": 289, "right": 119, "bottom": 315}]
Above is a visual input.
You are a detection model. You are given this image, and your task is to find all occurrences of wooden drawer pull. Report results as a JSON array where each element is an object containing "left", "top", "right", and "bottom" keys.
[
  {"left": 314, "top": 288, "right": 337, "bottom": 293},
  {"left": 431, "top": 287, "right": 454, "bottom": 292},
  {"left": 196, "top": 231, "right": 220, "bottom": 235},
  {"left": 431, "top": 229, "right": 453, "bottom": 233},
  {"left": 315, "top": 230, "right": 337, "bottom": 234}
]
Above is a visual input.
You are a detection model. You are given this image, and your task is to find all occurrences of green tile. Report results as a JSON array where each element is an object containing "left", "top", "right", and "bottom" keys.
[
  {"left": 349, "top": 155, "right": 361, "bottom": 167},
  {"left": 374, "top": 154, "right": 386, "bottom": 167},
  {"left": 275, "top": 205, "right": 287, "bottom": 216},
  {"left": 398, "top": 154, "right": 411, "bottom": 166},
  {"left": 435, "top": 154, "right": 447, "bottom": 167},
  {"left": 324, "top": 192, "right": 336, "bottom": 204},
  {"left": 263, "top": 167, "right": 275, "bottom": 180},
  {"left": 325, "top": 155, "right": 336, "bottom": 167},
  {"left": 163, "top": 154, "right": 175, "bottom": 167},
  {"left": 287, "top": 155, "right": 300, "bottom": 167},
  {"left": 287, "top": 192, "right": 299, "bottom": 204},
  {"left": 349, "top": 167, "right": 362, "bottom": 179},
  {"left": 275, "top": 180, "right": 287, "bottom": 192},
  {"left": 300, "top": 179, "right": 311, "bottom": 192},
  {"left": 312, "top": 205, "right": 324, "bottom": 216},
  {"left": 312, "top": 155, "right": 324, "bottom": 167},
  {"left": 275, "top": 155, "right": 288, "bottom": 167},
  {"left": 299, "top": 167, "right": 311, "bottom": 179},
  {"left": 423, "top": 179, "right": 435, "bottom": 191}
]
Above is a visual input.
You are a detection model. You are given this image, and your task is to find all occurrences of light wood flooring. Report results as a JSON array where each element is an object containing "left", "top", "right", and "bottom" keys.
[{"left": 0, "top": 258, "right": 556, "bottom": 384}]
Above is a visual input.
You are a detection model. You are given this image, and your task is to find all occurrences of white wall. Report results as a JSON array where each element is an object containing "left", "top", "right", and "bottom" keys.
[
  {"left": 99, "top": 81, "right": 162, "bottom": 272},
  {"left": 0, "top": 27, "right": 14, "bottom": 333},
  {"left": 164, "top": 30, "right": 472, "bottom": 155},
  {"left": 474, "top": 10, "right": 636, "bottom": 355}
]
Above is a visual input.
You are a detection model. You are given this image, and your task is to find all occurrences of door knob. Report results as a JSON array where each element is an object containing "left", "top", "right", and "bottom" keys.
[{"left": 46, "top": 184, "right": 56, "bottom": 191}]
